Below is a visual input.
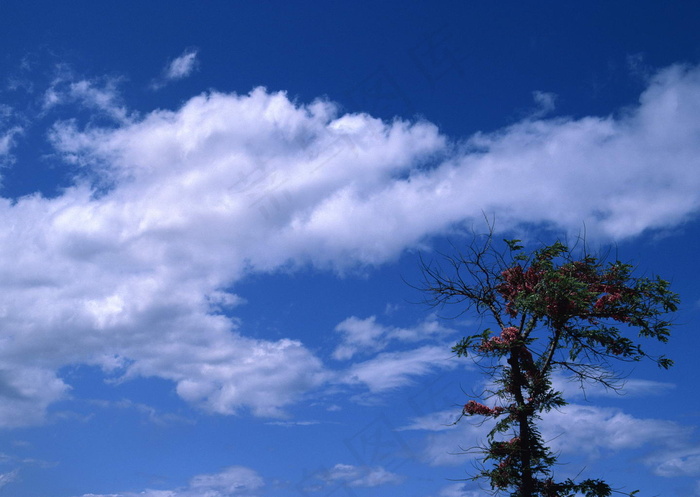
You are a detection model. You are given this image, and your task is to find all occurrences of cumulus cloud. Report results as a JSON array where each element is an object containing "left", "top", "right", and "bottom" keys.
[
  {"left": 0, "top": 84, "right": 445, "bottom": 425},
  {"left": 0, "top": 63, "right": 699, "bottom": 426},
  {"left": 450, "top": 63, "right": 700, "bottom": 238},
  {"left": 0, "top": 368, "right": 69, "bottom": 427},
  {"left": 78, "top": 465, "right": 264, "bottom": 497}
]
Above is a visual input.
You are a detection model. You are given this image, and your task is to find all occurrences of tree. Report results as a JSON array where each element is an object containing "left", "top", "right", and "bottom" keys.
[{"left": 419, "top": 233, "right": 679, "bottom": 497}]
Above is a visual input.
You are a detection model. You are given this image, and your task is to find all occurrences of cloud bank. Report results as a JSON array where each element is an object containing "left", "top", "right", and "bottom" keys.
[{"left": 0, "top": 63, "right": 699, "bottom": 425}]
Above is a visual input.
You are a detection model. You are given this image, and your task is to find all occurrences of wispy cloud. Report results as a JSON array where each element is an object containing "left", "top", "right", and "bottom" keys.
[
  {"left": 77, "top": 465, "right": 264, "bottom": 497},
  {"left": 333, "top": 314, "right": 454, "bottom": 360},
  {"left": 42, "top": 66, "right": 131, "bottom": 124},
  {"left": 431, "top": 482, "right": 483, "bottom": 497},
  {"left": 341, "top": 346, "right": 458, "bottom": 393},
  {"left": 166, "top": 49, "right": 199, "bottom": 80},
  {"left": 0, "top": 104, "right": 23, "bottom": 165},
  {"left": 649, "top": 447, "right": 700, "bottom": 477},
  {"left": 0, "top": 470, "right": 18, "bottom": 489},
  {"left": 88, "top": 398, "right": 193, "bottom": 426},
  {"left": 551, "top": 373, "right": 676, "bottom": 400},
  {"left": 151, "top": 49, "right": 199, "bottom": 89},
  {"left": 300, "top": 464, "right": 405, "bottom": 492},
  {"left": 0, "top": 126, "right": 22, "bottom": 161},
  {"left": 410, "top": 402, "right": 700, "bottom": 477}
]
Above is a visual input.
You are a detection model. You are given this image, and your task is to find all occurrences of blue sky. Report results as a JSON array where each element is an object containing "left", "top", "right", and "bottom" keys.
[{"left": 1, "top": 1, "right": 700, "bottom": 496}]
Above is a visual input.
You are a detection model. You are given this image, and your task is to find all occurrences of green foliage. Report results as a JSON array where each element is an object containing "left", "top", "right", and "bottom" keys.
[{"left": 420, "top": 234, "right": 679, "bottom": 497}]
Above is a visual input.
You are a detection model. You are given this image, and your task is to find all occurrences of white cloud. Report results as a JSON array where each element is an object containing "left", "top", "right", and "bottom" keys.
[
  {"left": 151, "top": 49, "right": 199, "bottom": 89},
  {"left": 0, "top": 104, "right": 22, "bottom": 163},
  {"left": 342, "top": 346, "right": 458, "bottom": 393},
  {"left": 542, "top": 404, "right": 700, "bottom": 479},
  {"left": 279, "top": 62, "right": 700, "bottom": 242},
  {"left": 332, "top": 314, "right": 453, "bottom": 360},
  {"left": 0, "top": 85, "right": 444, "bottom": 424},
  {"left": 398, "top": 409, "right": 462, "bottom": 432},
  {"left": 411, "top": 415, "right": 491, "bottom": 467},
  {"left": 42, "top": 69, "right": 130, "bottom": 123},
  {"left": 432, "top": 482, "right": 482, "bottom": 497},
  {"left": 0, "top": 469, "right": 18, "bottom": 489},
  {"left": 88, "top": 398, "right": 192, "bottom": 426},
  {"left": 265, "top": 419, "right": 321, "bottom": 427},
  {"left": 540, "top": 404, "right": 688, "bottom": 457},
  {"left": 650, "top": 448, "right": 700, "bottom": 477},
  {"left": 530, "top": 91, "right": 557, "bottom": 118},
  {"left": 411, "top": 402, "right": 699, "bottom": 476},
  {"left": 188, "top": 466, "right": 264, "bottom": 496},
  {"left": 317, "top": 463, "right": 404, "bottom": 487},
  {"left": 550, "top": 372, "right": 675, "bottom": 400},
  {"left": 0, "top": 63, "right": 699, "bottom": 425},
  {"left": 77, "top": 465, "right": 263, "bottom": 497},
  {"left": 333, "top": 316, "right": 387, "bottom": 360},
  {"left": 165, "top": 49, "right": 198, "bottom": 80},
  {"left": 0, "top": 126, "right": 21, "bottom": 159},
  {"left": 68, "top": 80, "right": 131, "bottom": 123},
  {"left": 165, "top": 336, "right": 327, "bottom": 418},
  {"left": 0, "top": 368, "right": 69, "bottom": 427}
]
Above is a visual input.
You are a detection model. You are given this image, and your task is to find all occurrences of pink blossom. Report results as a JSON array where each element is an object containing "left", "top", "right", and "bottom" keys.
[
  {"left": 463, "top": 400, "right": 504, "bottom": 416},
  {"left": 479, "top": 327, "right": 519, "bottom": 351}
]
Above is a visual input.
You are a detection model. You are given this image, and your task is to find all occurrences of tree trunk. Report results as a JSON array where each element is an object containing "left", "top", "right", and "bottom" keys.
[{"left": 509, "top": 349, "right": 534, "bottom": 497}]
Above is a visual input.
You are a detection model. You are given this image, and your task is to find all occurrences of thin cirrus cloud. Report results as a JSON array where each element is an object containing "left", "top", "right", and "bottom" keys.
[
  {"left": 332, "top": 315, "right": 454, "bottom": 360},
  {"left": 341, "top": 345, "right": 459, "bottom": 393},
  {"left": 151, "top": 48, "right": 199, "bottom": 89},
  {"left": 79, "top": 463, "right": 402, "bottom": 496},
  {"left": 403, "top": 403, "right": 700, "bottom": 480},
  {"left": 42, "top": 65, "right": 131, "bottom": 123},
  {"left": 0, "top": 63, "right": 699, "bottom": 427},
  {"left": 0, "top": 470, "right": 18, "bottom": 490},
  {"left": 77, "top": 465, "right": 264, "bottom": 497},
  {"left": 0, "top": 127, "right": 22, "bottom": 162},
  {"left": 0, "top": 104, "right": 23, "bottom": 163},
  {"left": 316, "top": 463, "right": 404, "bottom": 488}
]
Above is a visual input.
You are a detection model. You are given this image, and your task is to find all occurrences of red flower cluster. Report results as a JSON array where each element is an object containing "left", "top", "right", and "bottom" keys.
[
  {"left": 463, "top": 400, "right": 504, "bottom": 417},
  {"left": 480, "top": 327, "right": 519, "bottom": 351},
  {"left": 498, "top": 259, "right": 634, "bottom": 324},
  {"left": 497, "top": 266, "right": 543, "bottom": 317},
  {"left": 587, "top": 270, "right": 635, "bottom": 323}
]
